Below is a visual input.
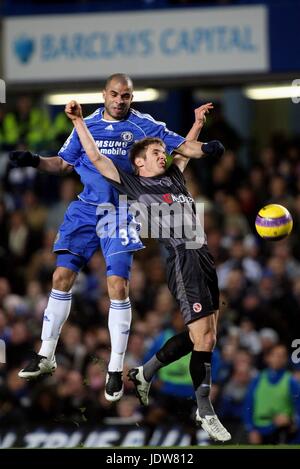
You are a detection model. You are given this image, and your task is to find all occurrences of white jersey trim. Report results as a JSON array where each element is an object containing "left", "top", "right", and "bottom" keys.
[
  {"left": 126, "top": 119, "right": 147, "bottom": 137},
  {"left": 54, "top": 247, "right": 82, "bottom": 256},
  {"left": 130, "top": 108, "right": 166, "bottom": 127},
  {"left": 84, "top": 109, "right": 101, "bottom": 121},
  {"left": 58, "top": 155, "right": 75, "bottom": 167},
  {"left": 106, "top": 246, "right": 146, "bottom": 257}
]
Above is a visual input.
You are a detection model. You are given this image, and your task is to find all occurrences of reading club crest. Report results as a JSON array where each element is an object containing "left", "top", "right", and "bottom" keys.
[
  {"left": 193, "top": 303, "right": 202, "bottom": 313},
  {"left": 121, "top": 131, "right": 134, "bottom": 142}
]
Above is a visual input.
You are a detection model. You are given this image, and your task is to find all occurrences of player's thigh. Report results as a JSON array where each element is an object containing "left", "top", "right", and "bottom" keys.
[
  {"left": 105, "top": 251, "right": 134, "bottom": 280},
  {"left": 100, "top": 234, "right": 141, "bottom": 279},
  {"left": 105, "top": 252, "right": 133, "bottom": 299},
  {"left": 196, "top": 245, "right": 220, "bottom": 311},
  {"left": 54, "top": 200, "right": 100, "bottom": 261},
  {"left": 166, "top": 247, "right": 215, "bottom": 326},
  {"left": 56, "top": 251, "right": 86, "bottom": 275},
  {"left": 187, "top": 312, "right": 217, "bottom": 343}
]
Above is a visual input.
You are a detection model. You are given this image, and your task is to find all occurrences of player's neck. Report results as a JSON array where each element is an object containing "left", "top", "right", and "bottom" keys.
[
  {"left": 139, "top": 169, "right": 158, "bottom": 178},
  {"left": 103, "top": 110, "right": 122, "bottom": 121}
]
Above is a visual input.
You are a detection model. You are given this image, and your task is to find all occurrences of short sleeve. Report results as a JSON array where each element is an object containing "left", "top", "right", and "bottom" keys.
[
  {"left": 157, "top": 125, "right": 186, "bottom": 155},
  {"left": 167, "top": 163, "right": 186, "bottom": 185},
  {"left": 58, "top": 128, "right": 81, "bottom": 165},
  {"left": 141, "top": 116, "right": 185, "bottom": 155}
]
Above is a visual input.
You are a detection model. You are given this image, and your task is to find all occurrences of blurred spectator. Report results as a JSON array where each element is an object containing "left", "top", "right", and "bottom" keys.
[
  {"left": 106, "top": 395, "right": 143, "bottom": 425},
  {"left": 0, "top": 385, "right": 26, "bottom": 426},
  {"left": 222, "top": 196, "right": 251, "bottom": 238},
  {"left": 218, "top": 348, "right": 256, "bottom": 421},
  {"left": 239, "top": 318, "right": 262, "bottom": 355},
  {"left": 8, "top": 210, "right": 29, "bottom": 260},
  {"left": 3, "top": 96, "right": 51, "bottom": 150},
  {"left": 217, "top": 238, "right": 262, "bottom": 289},
  {"left": 255, "top": 328, "right": 279, "bottom": 370},
  {"left": 244, "top": 344, "right": 300, "bottom": 444},
  {"left": 50, "top": 110, "right": 73, "bottom": 149},
  {"left": 46, "top": 177, "right": 78, "bottom": 231},
  {"left": 59, "top": 324, "right": 86, "bottom": 372},
  {"left": 30, "top": 384, "right": 61, "bottom": 423},
  {"left": 26, "top": 229, "right": 57, "bottom": 290},
  {"left": 6, "top": 321, "right": 33, "bottom": 369},
  {"left": 268, "top": 175, "right": 294, "bottom": 213},
  {"left": 57, "top": 370, "right": 99, "bottom": 424}
]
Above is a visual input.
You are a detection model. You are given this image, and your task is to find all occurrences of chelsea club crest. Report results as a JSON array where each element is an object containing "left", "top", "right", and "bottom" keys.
[{"left": 121, "top": 131, "right": 134, "bottom": 142}]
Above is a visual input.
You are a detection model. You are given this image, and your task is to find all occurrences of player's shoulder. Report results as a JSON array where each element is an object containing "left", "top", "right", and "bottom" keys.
[
  {"left": 167, "top": 163, "right": 181, "bottom": 176},
  {"left": 117, "top": 166, "right": 140, "bottom": 187},
  {"left": 83, "top": 107, "right": 103, "bottom": 124},
  {"left": 129, "top": 108, "right": 166, "bottom": 127},
  {"left": 167, "top": 163, "right": 185, "bottom": 182},
  {"left": 117, "top": 165, "right": 136, "bottom": 179}
]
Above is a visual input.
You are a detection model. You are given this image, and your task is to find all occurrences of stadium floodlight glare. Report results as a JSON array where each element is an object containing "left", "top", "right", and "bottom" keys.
[
  {"left": 45, "top": 89, "right": 161, "bottom": 105},
  {"left": 244, "top": 84, "right": 300, "bottom": 100}
]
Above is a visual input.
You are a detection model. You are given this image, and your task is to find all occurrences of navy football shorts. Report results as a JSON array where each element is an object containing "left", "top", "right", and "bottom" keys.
[{"left": 166, "top": 244, "right": 219, "bottom": 325}]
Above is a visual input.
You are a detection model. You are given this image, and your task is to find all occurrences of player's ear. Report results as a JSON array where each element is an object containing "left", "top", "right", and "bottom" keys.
[{"left": 135, "top": 156, "right": 144, "bottom": 169}]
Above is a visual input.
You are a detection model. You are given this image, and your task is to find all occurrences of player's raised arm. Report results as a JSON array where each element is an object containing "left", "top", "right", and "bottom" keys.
[
  {"left": 173, "top": 103, "right": 214, "bottom": 171},
  {"left": 186, "top": 102, "right": 213, "bottom": 141},
  {"left": 174, "top": 102, "right": 224, "bottom": 161},
  {"left": 65, "top": 100, "right": 121, "bottom": 183}
]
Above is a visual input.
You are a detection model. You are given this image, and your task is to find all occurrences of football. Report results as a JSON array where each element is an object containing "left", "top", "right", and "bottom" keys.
[{"left": 255, "top": 204, "right": 293, "bottom": 240}]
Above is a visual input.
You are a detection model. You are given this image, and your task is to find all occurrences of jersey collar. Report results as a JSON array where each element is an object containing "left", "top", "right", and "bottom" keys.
[{"left": 100, "top": 107, "right": 131, "bottom": 123}]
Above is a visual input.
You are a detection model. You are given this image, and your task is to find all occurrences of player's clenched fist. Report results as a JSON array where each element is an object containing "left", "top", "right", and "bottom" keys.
[
  {"left": 9, "top": 150, "right": 40, "bottom": 168},
  {"left": 65, "top": 100, "right": 83, "bottom": 120}
]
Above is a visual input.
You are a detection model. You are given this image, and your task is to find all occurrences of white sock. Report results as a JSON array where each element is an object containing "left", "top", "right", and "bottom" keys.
[
  {"left": 39, "top": 289, "right": 72, "bottom": 360},
  {"left": 39, "top": 339, "right": 58, "bottom": 360},
  {"left": 108, "top": 297, "right": 131, "bottom": 372}
]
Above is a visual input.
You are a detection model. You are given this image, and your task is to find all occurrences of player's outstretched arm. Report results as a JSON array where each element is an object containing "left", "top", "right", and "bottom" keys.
[
  {"left": 176, "top": 138, "right": 224, "bottom": 160},
  {"left": 9, "top": 151, "right": 73, "bottom": 173},
  {"left": 175, "top": 101, "right": 224, "bottom": 161},
  {"left": 65, "top": 100, "right": 121, "bottom": 183},
  {"left": 173, "top": 103, "right": 213, "bottom": 171}
]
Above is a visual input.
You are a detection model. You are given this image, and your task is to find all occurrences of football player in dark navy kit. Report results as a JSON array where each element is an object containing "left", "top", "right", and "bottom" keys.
[{"left": 65, "top": 100, "right": 231, "bottom": 443}]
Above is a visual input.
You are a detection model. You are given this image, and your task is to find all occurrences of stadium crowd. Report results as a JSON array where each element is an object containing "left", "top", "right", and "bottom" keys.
[{"left": 0, "top": 96, "right": 300, "bottom": 445}]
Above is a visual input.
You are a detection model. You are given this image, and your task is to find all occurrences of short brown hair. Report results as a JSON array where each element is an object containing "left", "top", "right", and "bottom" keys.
[{"left": 130, "top": 137, "right": 166, "bottom": 171}]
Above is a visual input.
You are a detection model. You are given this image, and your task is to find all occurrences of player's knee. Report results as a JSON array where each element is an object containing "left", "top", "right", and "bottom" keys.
[
  {"left": 107, "top": 276, "right": 129, "bottom": 300},
  {"left": 192, "top": 329, "right": 216, "bottom": 351},
  {"left": 202, "top": 330, "right": 216, "bottom": 351},
  {"left": 53, "top": 267, "right": 75, "bottom": 292}
]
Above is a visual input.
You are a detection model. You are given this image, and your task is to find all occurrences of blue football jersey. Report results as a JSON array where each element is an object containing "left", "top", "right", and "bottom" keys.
[{"left": 58, "top": 107, "right": 185, "bottom": 205}]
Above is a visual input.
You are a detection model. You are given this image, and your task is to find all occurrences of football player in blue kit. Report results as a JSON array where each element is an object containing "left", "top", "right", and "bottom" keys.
[{"left": 10, "top": 74, "right": 210, "bottom": 402}]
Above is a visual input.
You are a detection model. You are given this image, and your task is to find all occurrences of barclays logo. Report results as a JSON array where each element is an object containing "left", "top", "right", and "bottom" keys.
[{"left": 14, "top": 35, "right": 35, "bottom": 64}]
